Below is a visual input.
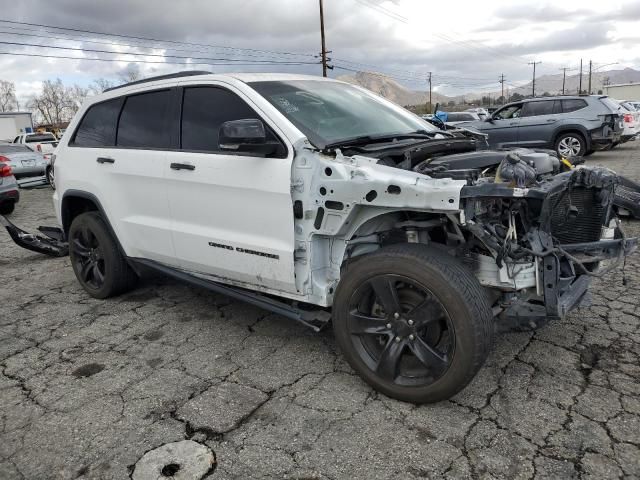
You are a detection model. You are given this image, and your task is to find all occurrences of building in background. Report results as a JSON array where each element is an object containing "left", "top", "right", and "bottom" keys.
[
  {"left": 603, "top": 82, "right": 640, "bottom": 100},
  {"left": 0, "top": 112, "right": 34, "bottom": 142}
]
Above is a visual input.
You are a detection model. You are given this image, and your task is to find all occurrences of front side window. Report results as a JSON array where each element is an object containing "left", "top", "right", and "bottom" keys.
[
  {"left": 117, "top": 90, "right": 171, "bottom": 149},
  {"left": 494, "top": 104, "right": 522, "bottom": 119},
  {"left": 249, "top": 80, "right": 436, "bottom": 148},
  {"left": 72, "top": 98, "right": 122, "bottom": 147},
  {"left": 521, "top": 101, "right": 555, "bottom": 117},
  {"left": 180, "top": 86, "right": 284, "bottom": 155}
]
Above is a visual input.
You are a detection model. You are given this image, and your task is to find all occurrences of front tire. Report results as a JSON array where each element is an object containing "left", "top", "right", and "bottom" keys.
[
  {"left": 555, "top": 132, "right": 586, "bottom": 158},
  {"left": 69, "top": 212, "right": 137, "bottom": 299},
  {"left": 332, "top": 244, "right": 494, "bottom": 403}
]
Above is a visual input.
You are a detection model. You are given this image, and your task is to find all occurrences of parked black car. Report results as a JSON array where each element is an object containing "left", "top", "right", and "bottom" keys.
[{"left": 458, "top": 95, "right": 624, "bottom": 158}]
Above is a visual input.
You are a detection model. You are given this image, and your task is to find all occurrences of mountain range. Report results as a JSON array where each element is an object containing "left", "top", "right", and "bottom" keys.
[{"left": 337, "top": 68, "right": 640, "bottom": 106}]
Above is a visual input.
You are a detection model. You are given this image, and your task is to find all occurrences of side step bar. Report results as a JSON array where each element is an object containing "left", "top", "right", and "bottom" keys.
[
  {"left": 0, "top": 215, "right": 68, "bottom": 257},
  {"left": 1, "top": 214, "right": 330, "bottom": 332},
  {"left": 130, "top": 258, "right": 331, "bottom": 332}
]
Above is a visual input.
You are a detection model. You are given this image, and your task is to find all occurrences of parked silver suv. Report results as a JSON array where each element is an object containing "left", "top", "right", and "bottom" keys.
[{"left": 461, "top": 95, "right": 624, "bottom": 157}]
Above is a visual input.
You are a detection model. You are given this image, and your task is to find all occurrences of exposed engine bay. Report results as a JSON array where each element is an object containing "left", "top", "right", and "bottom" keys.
[{"left": 333, "top": 135, "right": 637, "bottom": 328}]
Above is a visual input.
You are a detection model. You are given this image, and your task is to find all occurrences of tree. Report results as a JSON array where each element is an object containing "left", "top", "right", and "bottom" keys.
[
  {"left": 89, "top": 78, "right": 116, "bottom": 95},
  {"left": 542, "top": 91, "right": 551, "bottom": 97},
  {"left": 27, "top": 78, "right": 82, "bottom": 126},
  {"left": 0, "top": 79, "right": 18, "bottom": 112},
  {"left": 118, "top": 64, "right": 141, "bottom": 83},
  {"left": 510, "top": 92, "right": 524, "bottom": 102}
]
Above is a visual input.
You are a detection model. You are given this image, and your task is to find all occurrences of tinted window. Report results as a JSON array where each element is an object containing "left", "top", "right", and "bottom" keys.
[
  {"left": 181, "top": 87, "right": 282, "bottom": 153},
  {"left": 117, "top": 90, "right": 171, "bottom": 149},
  {"left": 521, "top": 101, "right": 555, "bottom": 117},
  {"left": 26, "top": 133, "right": 56, "bottom": 143},
  {"left": 72, "top": 98, "right": 122, "bottom": 147},
  {"left": 562, "top": 99, "right": 588, "bottom": 113}
]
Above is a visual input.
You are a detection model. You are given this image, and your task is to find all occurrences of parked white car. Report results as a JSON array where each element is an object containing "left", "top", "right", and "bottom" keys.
[
  {"left": 612, "top": 100, "right": 639, "bottom": 143},
  {"left": 12, "top": 132, "right": 58, "bottom": 157},
  {"left": 48, "top": 72, "right": 635, "bottom": 403}
]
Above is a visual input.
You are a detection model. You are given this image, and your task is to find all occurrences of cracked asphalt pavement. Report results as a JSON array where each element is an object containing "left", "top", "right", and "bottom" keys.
[{"left": 2, "top": 144, "right": 640, "bottom": 479}]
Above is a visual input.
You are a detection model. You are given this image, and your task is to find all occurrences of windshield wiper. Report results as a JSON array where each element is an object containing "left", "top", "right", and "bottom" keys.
[{"left": 323, "top": 130, "right": 435, "bottom": 150}]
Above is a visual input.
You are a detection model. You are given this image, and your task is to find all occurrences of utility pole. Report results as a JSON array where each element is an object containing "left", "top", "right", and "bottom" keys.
[
  {"left": 499, "top": 73, "right": 505, "bottom": 104},
  {"left": 588, "top": 60, "right": 593, "bottom": 94},
  {"left": 428, "top": 72, "right": 432, "bottom": 113},
  {"left": 559, "top": 67, "right": 568, "bottom": 95},
  {"left": 528, "top": 61, "right": 541, "bottom": 97},
  {"left": 319, "top": 0, "right": 328, "bottom": 77},
  {"left": 578, "top": 58, "right": 583, "bottom": 94}
]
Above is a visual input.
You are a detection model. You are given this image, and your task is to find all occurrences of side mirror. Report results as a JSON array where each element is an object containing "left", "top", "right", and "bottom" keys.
[{"left": 219, "top": 119, "right": 278, "bottom": 155}]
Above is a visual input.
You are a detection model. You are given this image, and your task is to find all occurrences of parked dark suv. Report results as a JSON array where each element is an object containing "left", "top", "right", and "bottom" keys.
[{"left": 460, "top": 95, "right": 624, "bottom": 158}]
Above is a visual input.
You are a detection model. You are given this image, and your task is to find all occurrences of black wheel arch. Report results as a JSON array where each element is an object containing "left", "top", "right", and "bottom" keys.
[{"left": 61, "top": 190, "right": 128, "bottom": 258}]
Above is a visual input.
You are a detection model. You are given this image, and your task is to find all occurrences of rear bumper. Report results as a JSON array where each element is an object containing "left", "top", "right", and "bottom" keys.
[{"left": 0, "top": 188, "right": 19, "bottom": 204}]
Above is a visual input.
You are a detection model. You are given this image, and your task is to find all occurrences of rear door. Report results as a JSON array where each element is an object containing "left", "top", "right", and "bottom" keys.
[
  {"left": 64, "top": 89, "right": 178, "bottom": 265},
  {"left": 516, "top": 100, "right": 560, "bottom": 147},
  {"left": 165, "top": 83, "right": 297, "bottom": 294}
]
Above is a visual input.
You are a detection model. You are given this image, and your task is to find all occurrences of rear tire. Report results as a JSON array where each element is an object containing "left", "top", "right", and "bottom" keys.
[
  {"left": 332, "top": 243, "right": 494, "bottom": 403},
  {"left": 555, "top": 132, "right": 586, "bottom": 158},
  {"left": 0, "top": 201, "right": 15, "bottom": 215},
  {"left": 69, "top": 212, "right": 137, "bottom": 299}
]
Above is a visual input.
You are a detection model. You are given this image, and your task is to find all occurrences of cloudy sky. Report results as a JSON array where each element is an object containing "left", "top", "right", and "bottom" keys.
[{"left": 1, "top": 0, "right": 639, "bottom": 104}]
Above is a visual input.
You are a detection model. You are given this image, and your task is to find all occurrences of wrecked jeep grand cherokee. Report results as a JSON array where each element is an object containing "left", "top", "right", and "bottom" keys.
[{"left": 2, "top": 73, "right": 636, "bottom": 403}]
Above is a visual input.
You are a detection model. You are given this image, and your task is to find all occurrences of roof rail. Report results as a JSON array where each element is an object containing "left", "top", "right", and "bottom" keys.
[{"left": 103, "top": 70, "right": 211, "bottom": 92}]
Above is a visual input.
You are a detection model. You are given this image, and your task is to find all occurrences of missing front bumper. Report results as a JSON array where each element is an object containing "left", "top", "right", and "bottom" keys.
[
  {"left": 0, "top": 215, "right": 68, "bottom": 257},
  {"left": 501, "top": 236, "right": 637, "bottom": 327}
]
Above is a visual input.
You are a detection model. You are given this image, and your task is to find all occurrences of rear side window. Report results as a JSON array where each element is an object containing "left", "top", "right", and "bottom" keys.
[
  {"left": 117, "top": 90, "right": 172, "bottom": 149},
  {"left": 72, "top": 98, "right": 122, "bottom": 147},
  {"left": 562, "top": 99, "right": 588, "bottom": 113},
  {"left": 521, "top": 101, "right": 555, "bottom": 117},
  {"left": 181, "top": 87, "right": 262, "bottom": 152}
]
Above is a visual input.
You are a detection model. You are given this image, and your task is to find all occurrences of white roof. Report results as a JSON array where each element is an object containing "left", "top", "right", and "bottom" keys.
[{"left": 224, "top": 72, "right": 341, "bottom": 83}]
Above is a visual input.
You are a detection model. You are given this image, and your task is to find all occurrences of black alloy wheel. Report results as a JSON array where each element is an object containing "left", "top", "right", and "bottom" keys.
[
  {"left": 71, "top": 225, "right": 106, "bottom": 290},
  {"left": 347, "top": 274, "right": 454, "bottom": 387}
]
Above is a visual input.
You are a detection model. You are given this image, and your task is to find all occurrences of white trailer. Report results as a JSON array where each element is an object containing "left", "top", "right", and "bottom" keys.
[{"left": 0, "top": 112, "right": 34, "bottom": 142}]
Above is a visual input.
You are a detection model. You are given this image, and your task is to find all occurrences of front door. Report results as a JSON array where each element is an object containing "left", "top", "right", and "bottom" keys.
[
  {"left": 165, "top": 84, "right": 297, "bottom": 294},
  {"left": 483, "top": 103, "right": 523, "bottom": 147}
]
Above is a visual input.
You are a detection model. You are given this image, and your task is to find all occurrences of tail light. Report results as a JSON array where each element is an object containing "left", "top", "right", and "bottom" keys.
[
  {"left": 0, "top": 162, "right": 12, "bottom": 178},
  {"left": 624, "top": 114, "right": 633, "bottom": 123},
  {"left": 36, "top": 144, "right": 42, "bottom": 152}
]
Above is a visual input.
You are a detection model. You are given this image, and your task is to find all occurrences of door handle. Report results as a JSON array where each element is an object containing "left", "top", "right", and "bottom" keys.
[
  {"left": 96, "top": 157, "right": 115, "bottom": 164},
  {"left": 170, "top": 162, "right": 195, "bottom": 171},
  {"left": 546, "top": 119, "right": 557, "bottom": 123},
  {"left": 509, "top": 122, "right": 518, "bottom": 126}
]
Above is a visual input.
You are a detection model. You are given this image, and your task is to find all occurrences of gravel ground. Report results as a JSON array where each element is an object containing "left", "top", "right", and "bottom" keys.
[{"left": 1, "top": 143, "right": 639, "bottom": 480}]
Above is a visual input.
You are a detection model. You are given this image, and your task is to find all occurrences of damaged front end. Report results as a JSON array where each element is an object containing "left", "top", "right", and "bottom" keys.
[{"left": 459, "top": 165, "right": 637, "bottom": 328}]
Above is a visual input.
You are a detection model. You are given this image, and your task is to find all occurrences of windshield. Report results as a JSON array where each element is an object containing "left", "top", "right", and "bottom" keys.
[{"left": 249, "top": 80, "right": 437, "bottom": 148}]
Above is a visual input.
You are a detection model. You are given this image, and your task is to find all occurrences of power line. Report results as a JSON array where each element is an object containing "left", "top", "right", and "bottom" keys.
[
  {"left": 0, "top": 51, "right": 319, "bottom": 67},
  {"left": 0, "top": 40, "right": 321, "bottom": 65},
  {"left": 0, "top": 28, "right": 312, "bottom": 61},
  {"left": 0, "top": 18, "right": 317, "bottom": 59},
  {"left": 352, "top": 0, "right": 527, "bottom": 64}
]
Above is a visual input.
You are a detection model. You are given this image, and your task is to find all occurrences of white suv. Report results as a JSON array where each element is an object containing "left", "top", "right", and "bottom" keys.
[{"left": 52, "top": 71, "right": 635, "bottom": 403}]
